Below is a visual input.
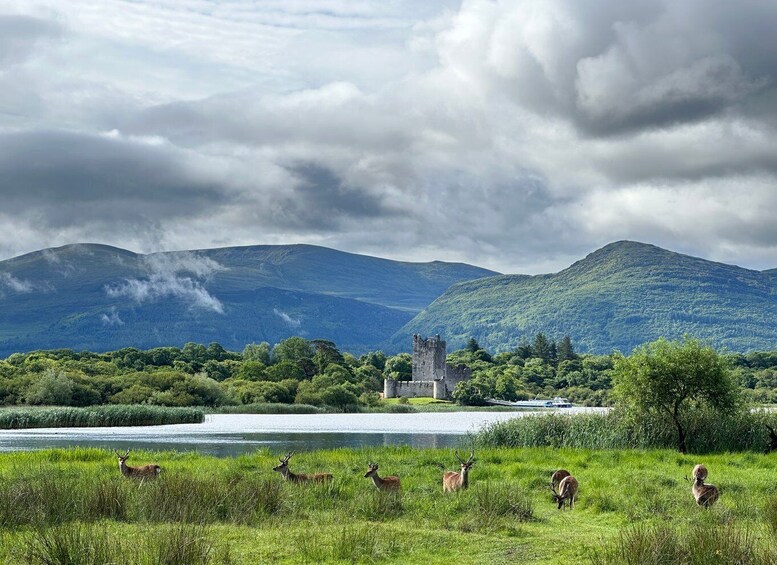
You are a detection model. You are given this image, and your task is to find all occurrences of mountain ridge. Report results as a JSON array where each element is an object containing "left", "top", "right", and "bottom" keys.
[{"left": 391, "top": 240, "right": 777, "bottom": 354}]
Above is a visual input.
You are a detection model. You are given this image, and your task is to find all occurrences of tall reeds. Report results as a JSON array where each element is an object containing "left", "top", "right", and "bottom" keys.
[{"left": 0, "top": 405, "right": 204, "bottom": 429}]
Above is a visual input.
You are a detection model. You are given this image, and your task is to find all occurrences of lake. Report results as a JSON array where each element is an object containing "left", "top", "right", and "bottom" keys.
[{"left": 0, "top": 409, "right": 604, "bottom": 457}]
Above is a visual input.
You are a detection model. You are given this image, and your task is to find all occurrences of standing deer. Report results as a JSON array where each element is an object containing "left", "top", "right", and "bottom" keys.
[
  {"left": 114, "top": 449, "right": 161, "bottom": 480},
  {"left": 550, "top": 474, "right": 578, "bottom": 509},
  {"left": 689, "top": 464, "right": 719, "bottom": 508},
  {"left": 443, "top": 451, "right": 474, "bottom": 492},
  {"left": 272, "top": 452, "right": 332, "bottom": 484},
  {"left": 364, "top": 462, "right": 401, "bottom": 491}
]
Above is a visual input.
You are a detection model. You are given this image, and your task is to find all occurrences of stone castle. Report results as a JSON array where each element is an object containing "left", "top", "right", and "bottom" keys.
[{"left": 383, "top": 334, "right": 472, "bottom": 400}]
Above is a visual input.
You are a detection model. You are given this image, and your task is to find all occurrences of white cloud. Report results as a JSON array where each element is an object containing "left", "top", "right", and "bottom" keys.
[
  {"left": 100, "top": 308, "right": 124, "bottom": 326},
  {"left": 273, "top": 308, "right": 301, "bottom": 328},
  {"left": 105, "top": 252, "right": 225, "bottom": 313},
  {"left": 0, "top": 272, "right": 34, "bottom": 293}
]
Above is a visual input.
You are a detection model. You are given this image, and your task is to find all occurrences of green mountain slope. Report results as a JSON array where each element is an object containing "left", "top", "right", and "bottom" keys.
[
  {"left": 0, "top": 243, "right": 497, "bottom": 356},
  {"left": 391, "top": 241, "right": 777, "bottom": 354}
]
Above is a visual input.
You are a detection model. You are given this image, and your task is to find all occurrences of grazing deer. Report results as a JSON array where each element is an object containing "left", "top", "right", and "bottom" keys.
[
  {"left": 765, "top": 424, "right": 777, "bottom": 454},
  {"left": 550, "top": 475, "right": 578, "bottom": 509},
  {"left": 364, "top": 462, "right": 401, "bottom": 491},
  {"left": 272, "top": 452, "right": 332, "bottom": 484},
  {"left": 689, "top": 464, "right": 719, "bottom": 508},
  {"left": 443, "top": 451, "right": 474, "bottom": 492},
  {"left": 114, "top": 449, "right": 161, "bottom": 480},
  {"left": 550, "top": 469, "right": 571, "bottom": 494}
]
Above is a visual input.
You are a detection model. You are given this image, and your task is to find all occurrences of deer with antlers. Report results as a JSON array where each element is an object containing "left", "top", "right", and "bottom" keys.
[
  {"left": 272, "top": 452, "right": 332, "bottom": 484},
  {"left": 114, "top": 449, "right": 161, "bottom": 480},
  {"left": 689, "top": 463, "right": 720, "bottom": 508},
  {"left": 364, "top": 462, "right": 401, "bottom": 491},
  {"left": 443, "top": 451, "right": 474, "bottom": 492},
  {"left": 550, "top": 473, "right": 578, "bottom": 510},
  {"left": 550, "top": 469, "right": 571, "bottom": 493}
]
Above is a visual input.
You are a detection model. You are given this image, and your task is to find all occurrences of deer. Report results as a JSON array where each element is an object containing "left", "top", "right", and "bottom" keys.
[
  {"left": 550, "top": 474, "right": 578, "bottom": 509},
  {"left": 688, "top": 463, "right": 720, "bottom": 508},
  {"left": 550, "top": 469, "right": 571, "bottom": 494},
  {"left": 114, "top": 449, "right": 161, "bottom": 481},
  {"left": 272, "top": 452, "right": 332, "bottom": 484},
  {"left": 364, "top": 462, "right": 401, "bottom": 491},
  {"left": 443, "top": 450, "right": 474, "bottom": 492}
]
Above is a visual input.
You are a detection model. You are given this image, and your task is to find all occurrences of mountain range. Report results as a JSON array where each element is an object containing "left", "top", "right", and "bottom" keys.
[
  {"left": 0, "top": 243, "right": 496, "bottom": 356},
  {"left": 2, "top": 240, "right": 777, "bottom": 356}
]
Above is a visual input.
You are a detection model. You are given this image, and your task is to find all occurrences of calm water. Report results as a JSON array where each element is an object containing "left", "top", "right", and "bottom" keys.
[{"left": 0, "top": 410, "right": 603, "bottom": 457}]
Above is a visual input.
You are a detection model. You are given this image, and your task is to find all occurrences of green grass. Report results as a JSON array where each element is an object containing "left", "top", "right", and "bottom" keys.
[
  {"left": 0, "top": 405, "right": 204, "bottom": 429},
  {"left": 3, "top": 447, "right": 777, "bottom": 563}
]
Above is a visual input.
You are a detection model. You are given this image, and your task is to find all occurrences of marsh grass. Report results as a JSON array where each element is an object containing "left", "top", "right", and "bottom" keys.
[
  {"left": 0, "top": 405, "right": 204, "bottom": 429},
  {"left": 588, "top": 523, "right": 777, "bottom": 565},
  {"left": 2, "top": 447, "right": 777, "bottom": 563}
]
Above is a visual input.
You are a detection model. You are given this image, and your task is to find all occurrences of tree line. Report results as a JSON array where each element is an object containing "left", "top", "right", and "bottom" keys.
[{"left": 0, "top": 334, "right": 775, "bottom": 411}]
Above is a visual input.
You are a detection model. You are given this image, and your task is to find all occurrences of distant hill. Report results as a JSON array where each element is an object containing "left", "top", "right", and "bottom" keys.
[
  {"left": 0, "top": 243, "right": 497, "bottom": 356},
  {"left": 391, "top": 241, "right": 777, "bottom": 354}
]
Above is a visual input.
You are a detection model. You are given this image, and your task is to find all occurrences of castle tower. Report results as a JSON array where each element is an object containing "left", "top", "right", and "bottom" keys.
[{"left": 412, "top": 334, "right": 446, "bottom": 381}]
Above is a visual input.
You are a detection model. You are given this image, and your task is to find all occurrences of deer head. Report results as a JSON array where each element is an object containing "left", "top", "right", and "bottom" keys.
[
  {"left": 273, "top": 452, "right": 294, "bottom": 473},
  {"left": 455, "top": 450, "right": 475, "bottom": 472},
  {"left": 364, "top": 462, "right": 380, "bottom": 478},
  {"left": 114, "top": 449, "right": 130, "bottom": 464}
]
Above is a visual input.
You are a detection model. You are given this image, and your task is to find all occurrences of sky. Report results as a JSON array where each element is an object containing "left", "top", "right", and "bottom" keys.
[{"left": 1, "top": 0, "right": 777, "bottom": 274}]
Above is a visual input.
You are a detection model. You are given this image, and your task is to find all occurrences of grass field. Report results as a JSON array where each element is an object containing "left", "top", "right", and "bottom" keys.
[
  {"left": 1, "top": 447, "right": 777, "bottom": 563},
  {"left": 0, "top": 405, "right": 205, "bottom": 429}
]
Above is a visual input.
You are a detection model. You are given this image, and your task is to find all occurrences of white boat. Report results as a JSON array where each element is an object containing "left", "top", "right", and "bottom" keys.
[{"left": 487, "top": 398, "right": 572, "bottom": 409}]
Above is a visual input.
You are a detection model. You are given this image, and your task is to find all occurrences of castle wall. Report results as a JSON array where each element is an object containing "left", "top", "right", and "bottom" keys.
[{"left": 384, "top": 379, "right": 435, "bottom": 399}]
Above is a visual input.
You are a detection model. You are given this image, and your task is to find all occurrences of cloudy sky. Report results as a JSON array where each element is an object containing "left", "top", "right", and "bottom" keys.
[{"left": 1, "top": 0, "right": 776, "bottom": 274}]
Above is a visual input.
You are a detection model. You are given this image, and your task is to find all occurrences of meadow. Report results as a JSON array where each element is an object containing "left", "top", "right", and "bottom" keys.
[{"left": 1, "top": 447, "right": 777, "bottom": 564}]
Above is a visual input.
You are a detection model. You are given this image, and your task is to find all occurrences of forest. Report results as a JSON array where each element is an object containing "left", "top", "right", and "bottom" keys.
[{"left": 0, "top": 334, "right": 775, "bottom": 409}]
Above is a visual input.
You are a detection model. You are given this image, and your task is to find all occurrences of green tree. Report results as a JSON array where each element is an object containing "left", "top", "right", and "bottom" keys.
[
  {"left": 613, "top": 337, "right": 740, "bottom": 453},
  {"left": 383, "top": 353, "right": 412, "bottom": 381},
  {"left": 272, "top": 337, "right": 314, "bottom": 364},
  {"left": 25, "top": 369, "right": 73, "bottom": 405},
  {"left": 466, "top": 337, "right": 480, "bottom": 353},
  {"left": 242, "top": 342, "right": 271, "bottom": 365},
  {"left": 557, "top": 336, "right": 577, "bottom": 362},
  {"left": 532, "top": 333, "right": 552, "bottom": 362}
]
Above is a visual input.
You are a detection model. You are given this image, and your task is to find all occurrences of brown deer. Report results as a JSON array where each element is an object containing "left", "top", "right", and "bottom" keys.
[
  {"left": 364, "top": 462, "right": 401, "bottom": 491},
  {"left": 272, "top": 452, "right": 332, "bottom": 484},
  {"left": 443, "top": 450, "right": 474, "bottom": 492},
  {"left": 550, "top": 474, "right": 578, "bottom": 509},
  {"left": 550, "top": 469, "right": 571, "bottom": 494},
  {"left": 114, "top": 449, "right": 161, "bottom": 480},
  {"left": 689, "top": 464, "right": 719, "bottom": 508}
]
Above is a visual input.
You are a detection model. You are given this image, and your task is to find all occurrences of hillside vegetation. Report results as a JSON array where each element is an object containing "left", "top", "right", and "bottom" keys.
[
  {"left": 0, "top": 243, "right": 496, "bottom": 356},
  {"left": 394, "top": 240, "right": 777, "bottom": 353}
]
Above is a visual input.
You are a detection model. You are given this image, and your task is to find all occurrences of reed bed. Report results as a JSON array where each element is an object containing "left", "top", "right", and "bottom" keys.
[
  {"left": 0, "top": 405, "right": 204, "bottom": 429},
  {"left": 476, "top": 409, "right": 777, "bottom": 453}
]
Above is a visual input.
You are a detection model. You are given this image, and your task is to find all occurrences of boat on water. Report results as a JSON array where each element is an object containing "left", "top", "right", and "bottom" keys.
[{"left": 487, "top": 397, "right": 573, "bottom": 409}]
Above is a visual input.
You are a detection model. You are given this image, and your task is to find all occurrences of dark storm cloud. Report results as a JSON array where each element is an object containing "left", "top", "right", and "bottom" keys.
[
  {"left": 0, "top": 130, "right": 229, "bottom": 228},
  {"left": 280, "top": 163, "right": 395, "bottom": 230}
]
